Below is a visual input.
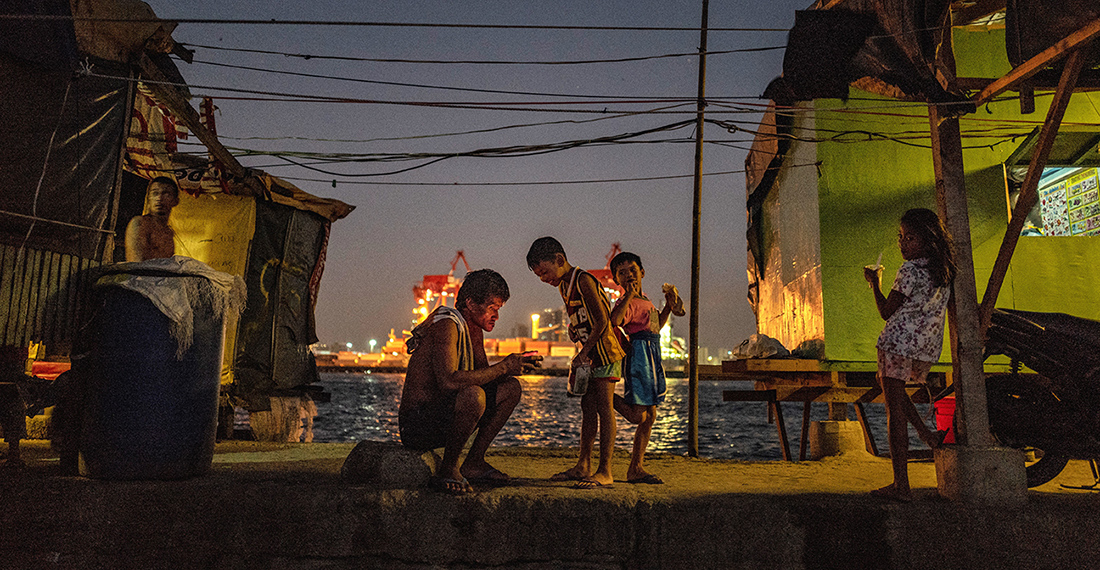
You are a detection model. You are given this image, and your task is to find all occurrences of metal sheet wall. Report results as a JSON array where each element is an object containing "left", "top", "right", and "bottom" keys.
[{"left": 0, "top": 244, "right": 99, "bottom": 354}]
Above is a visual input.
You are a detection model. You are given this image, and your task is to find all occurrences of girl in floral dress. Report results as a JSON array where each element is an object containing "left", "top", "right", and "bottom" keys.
[{"left": 864, "top": 208, "right": 956, "bottom": 502}]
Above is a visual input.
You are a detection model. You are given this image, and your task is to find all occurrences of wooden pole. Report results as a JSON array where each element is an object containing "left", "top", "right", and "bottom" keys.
[
  {"left": 135, "top": 53, "right": 266, "bottom": 198},
  {"left": 927, "top": 105, "right": 992, "bottom": 447},
  {"left": 979, "top": 48, "right": 1087, "bottom": 329},
  {"left": 688, "top": 0, "right": 708, "bottom": 458},
  {"left": 103, "top": 69, "right": 136, "bottom": 262}
]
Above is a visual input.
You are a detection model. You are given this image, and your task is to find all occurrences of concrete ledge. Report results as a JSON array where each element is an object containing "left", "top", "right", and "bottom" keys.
[
  {"left": 935, "top": 445, "right": 1027, "bottom": 505},
  {"left": 4, "top": 442, "right": 1099, "bottom": 569},
  {"left": 341, "top": 440, "right": 440, "bottom": 486}
]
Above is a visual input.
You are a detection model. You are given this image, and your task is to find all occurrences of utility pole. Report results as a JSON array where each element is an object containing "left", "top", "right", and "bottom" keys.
[{"left": 688, "top": 0, "right": 709, "bottom": 458}]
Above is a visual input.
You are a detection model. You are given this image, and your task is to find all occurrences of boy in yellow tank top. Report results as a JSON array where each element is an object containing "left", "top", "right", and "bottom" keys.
[{"left": 527, "top": 237, "right": 625, "bottom": 488}]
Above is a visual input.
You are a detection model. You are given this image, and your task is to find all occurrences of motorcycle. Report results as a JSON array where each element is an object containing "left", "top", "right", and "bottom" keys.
[{"left": 974, "top": 308, "right": 1100, "bottom": 488}]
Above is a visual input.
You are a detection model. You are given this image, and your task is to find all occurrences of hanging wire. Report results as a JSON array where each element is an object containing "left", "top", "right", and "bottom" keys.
[{"left": 181, "top": 42, "right": 786, "bottom": 65}]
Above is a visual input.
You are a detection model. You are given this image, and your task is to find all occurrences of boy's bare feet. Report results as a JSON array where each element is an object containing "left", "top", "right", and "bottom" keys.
[
  {"left": 549, "top": 467, "right": 588, "bottom": 481},
  {"left": 627, "top": 472, "right": 664, "bottom": 485},
  {"left": 574, "top": 476, "right": 614, "bottom": 489}
]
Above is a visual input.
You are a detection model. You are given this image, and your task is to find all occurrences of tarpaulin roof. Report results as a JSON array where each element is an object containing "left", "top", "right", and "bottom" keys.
[
  {"left": 763, "top": 0, "right": 962, "bottom": 105},
  {"left": 1005, "top": 0, "right": 1100, "bottom": 69}
]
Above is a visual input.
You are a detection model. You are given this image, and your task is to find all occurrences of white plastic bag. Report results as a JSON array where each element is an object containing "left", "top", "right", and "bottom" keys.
[{"left": 731, "top": 334, "right": 790, "bottom": 359}]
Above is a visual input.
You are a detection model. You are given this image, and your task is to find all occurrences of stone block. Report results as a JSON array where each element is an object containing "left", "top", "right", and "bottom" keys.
[
  {"left": 809, "top": 420, "right": 870, "bottom": 459},
  {"left": 340, "top": 440, "right": 440, "bottom": 486},
  {"left": 935, "top": 445, "right": 1027, "bottom": 505}
]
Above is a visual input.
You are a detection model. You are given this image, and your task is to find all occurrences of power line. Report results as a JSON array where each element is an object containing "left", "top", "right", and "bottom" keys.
[
  {"left": 181, "top": 42, "right": 785, "bottom": 65},
  {"left": 274, "top": 163, "right": 824, "bottom": 187},
  {"left": 180, "top": 106, "right": 693, "bottom": 144},
  {"left": 248, "top": 119, "right": 699, "bottom": 176},
  {"left": 0, "top": 14, "right": 789, "bottom": 32},
  {"left": 189, "top": 59, "right": 736, "bottom": 100}
]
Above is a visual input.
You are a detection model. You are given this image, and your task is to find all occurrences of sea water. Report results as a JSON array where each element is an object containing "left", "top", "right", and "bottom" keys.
[{"left": 312, "top": 372, "right": 930, "bottom": 461}]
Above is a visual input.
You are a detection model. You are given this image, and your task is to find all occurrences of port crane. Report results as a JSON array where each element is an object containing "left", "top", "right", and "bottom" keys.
[
  {"left": 589, "top": 243, "right": 624, "bottom": 302},
  {"left": 412, "top": 251, "right": 471, "bottom": 325}
]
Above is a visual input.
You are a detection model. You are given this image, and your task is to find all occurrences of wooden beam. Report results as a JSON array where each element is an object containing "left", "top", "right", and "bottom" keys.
[
  {"left": 928, "top": 104, "right": 992, "bottom": 446},
  {"left": 974, "top": 16, "right": 1100, "bottom": 106},
  {"left": 135, "top": 53, "right": 266, "bottom": 198},
  {"left": 979, "top": 48, "right": 1088, "bottom": 328}
]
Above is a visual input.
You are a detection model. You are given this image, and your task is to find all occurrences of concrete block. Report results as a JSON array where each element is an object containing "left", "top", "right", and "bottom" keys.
[
  {"left": 809, "top": 420, "right": 870, "bottom": 459},
  {"left": 935, "top": 445, "right": 1027, "bottom": 505},
  {"left": 340, "top": 440, "right": 440, "bottom": 486}
]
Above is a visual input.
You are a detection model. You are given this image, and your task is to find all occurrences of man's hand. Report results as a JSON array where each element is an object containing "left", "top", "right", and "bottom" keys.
[{"left": 501, "top": 352, "right": 543, "bottom": 375}]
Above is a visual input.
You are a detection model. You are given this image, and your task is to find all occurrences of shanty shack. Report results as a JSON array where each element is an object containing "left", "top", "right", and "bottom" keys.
[
  {"left": 746, "top": 1, "right": 1100, "bottom": 364},
  {"left": 0, "top": 0, "right": 352, "bottom": 433}
]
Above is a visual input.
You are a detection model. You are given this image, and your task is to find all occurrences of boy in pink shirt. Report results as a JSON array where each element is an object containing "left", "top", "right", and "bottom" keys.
[{"left": 608, "top": 252, "right": 684, "bottom": 484}]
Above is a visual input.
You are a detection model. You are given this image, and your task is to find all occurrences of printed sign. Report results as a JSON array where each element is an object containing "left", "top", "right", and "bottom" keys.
[{"left": 1036, "top": 168, "right": 1100, "bottom": 236}]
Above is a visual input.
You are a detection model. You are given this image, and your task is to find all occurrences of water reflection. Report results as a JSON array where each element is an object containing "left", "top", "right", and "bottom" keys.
[{"left": 313, "top": 372, "right": 923, "bottom": 461}]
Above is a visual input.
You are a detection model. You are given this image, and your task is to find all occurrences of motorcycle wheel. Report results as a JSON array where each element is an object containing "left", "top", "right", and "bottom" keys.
[
  {"left": 1025, "top": 451, "right": 1070, "bottom": 488},
  {"left": 983, "top": 374, "right": 1071, "bottom": 487}
]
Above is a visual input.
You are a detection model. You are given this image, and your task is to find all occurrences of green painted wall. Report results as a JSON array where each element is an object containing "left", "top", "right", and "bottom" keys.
[{"left": 762, "top": 26, "right": 1100, "bottom": 362}]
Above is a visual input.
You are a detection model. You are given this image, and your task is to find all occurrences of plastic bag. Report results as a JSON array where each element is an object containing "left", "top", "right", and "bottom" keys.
[
  {"left": 730, "top": 334, "right": 790, "bottom": 360},
  {"left": 568, "top": 363, "right": 591, "bottom": 397}
]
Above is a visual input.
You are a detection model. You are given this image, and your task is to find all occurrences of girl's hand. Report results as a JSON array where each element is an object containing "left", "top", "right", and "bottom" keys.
[
  {"left": 863, "top": 265, "right": 882, "bottom": 287},
  {"left": 571, "top": 354, "right": 591, "bottom": 369},
  {"left": 619, "top": 278, "right": 639, "bottom": 297}
]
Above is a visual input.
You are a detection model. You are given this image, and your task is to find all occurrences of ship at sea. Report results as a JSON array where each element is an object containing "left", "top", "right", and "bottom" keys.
[{"left": 315, "top": 247, "right": 688, "bottom": 374}]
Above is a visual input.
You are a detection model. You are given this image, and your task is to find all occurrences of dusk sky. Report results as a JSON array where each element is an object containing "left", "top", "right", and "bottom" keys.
[{"left": 143, "top": 0, "right": 811, "bottom": 353}]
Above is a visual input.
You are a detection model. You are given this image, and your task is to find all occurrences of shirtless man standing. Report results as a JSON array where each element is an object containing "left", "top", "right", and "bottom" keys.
[
  {"left": 124, "top": 176, "right": 179, "bottom": 262},
  {"left": 399, "top": 269, "right": 540, "bottom": 495}
]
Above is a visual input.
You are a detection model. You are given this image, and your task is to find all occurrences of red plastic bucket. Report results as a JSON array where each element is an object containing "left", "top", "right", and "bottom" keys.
[{"left": 933, "top": 396, "right": 956, "bottom": 444}]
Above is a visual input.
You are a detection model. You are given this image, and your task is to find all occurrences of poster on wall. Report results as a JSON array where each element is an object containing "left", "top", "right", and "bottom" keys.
[
  {"left": 1039, "top": 180, "right": 1069, "bottom": 236},
  {"left": 1037, "top": 167, "right": 1100, "bottom": 236},
  {"left": 1066, "top": 168, "right": 1100, "bottom": 235}
]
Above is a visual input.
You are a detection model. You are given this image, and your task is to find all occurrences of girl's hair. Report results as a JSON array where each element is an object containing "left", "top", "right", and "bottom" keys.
[{"left": 901, "top": 208, "right": 956, "bottom": 287}]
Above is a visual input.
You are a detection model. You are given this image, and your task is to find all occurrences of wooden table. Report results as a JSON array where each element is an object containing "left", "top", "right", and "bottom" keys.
[{"left": 702, "top": 359, "right": 953, "bottom": 461}]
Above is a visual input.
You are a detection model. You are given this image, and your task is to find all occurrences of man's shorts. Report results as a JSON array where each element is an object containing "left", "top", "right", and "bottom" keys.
[
  {"left": 399, "top": 379, "right": 501, "bottom": 451},
  {"left": 877, "top": 349, "right": 934, "bottom": 385}
]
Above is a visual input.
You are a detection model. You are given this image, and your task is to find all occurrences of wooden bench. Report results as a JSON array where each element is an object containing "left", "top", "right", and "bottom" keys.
[{"left": 709, "top": 359, "right": 952, "bottom": 461}]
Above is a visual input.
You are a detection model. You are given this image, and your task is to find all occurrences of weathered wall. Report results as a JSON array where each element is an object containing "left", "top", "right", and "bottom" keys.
[{"left": 756, "top": 106, "right": 825, "bottom": 355}]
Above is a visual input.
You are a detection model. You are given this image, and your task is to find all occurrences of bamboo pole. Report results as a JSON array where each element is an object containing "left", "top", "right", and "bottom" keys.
[{"left": 688, "top": 0, "right": 708, "bottom": 458}]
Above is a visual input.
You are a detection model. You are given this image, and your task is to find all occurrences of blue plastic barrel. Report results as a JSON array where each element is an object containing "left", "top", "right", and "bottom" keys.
[{"left": 80, "top": 280, "right": 225, "bottom": 480}]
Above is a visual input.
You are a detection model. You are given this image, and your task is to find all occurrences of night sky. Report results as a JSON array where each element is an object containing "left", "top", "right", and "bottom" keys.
[{"left": 142, "top": 0, "right": 811, "bottom": 354}]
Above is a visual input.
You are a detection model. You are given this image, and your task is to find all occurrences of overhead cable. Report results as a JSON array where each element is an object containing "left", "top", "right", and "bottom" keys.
[
  {"left": 189, "top": 59, "right": 748, "bottom": 100},
  {"left": 271, "top": 161, "right": 824, "bottom": 187},
  {"left": 181, "top": 42, "right": 784, "bottom": 65},
  {"left": 0, "top": 14, "right": 788, "bottom": 32}
]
